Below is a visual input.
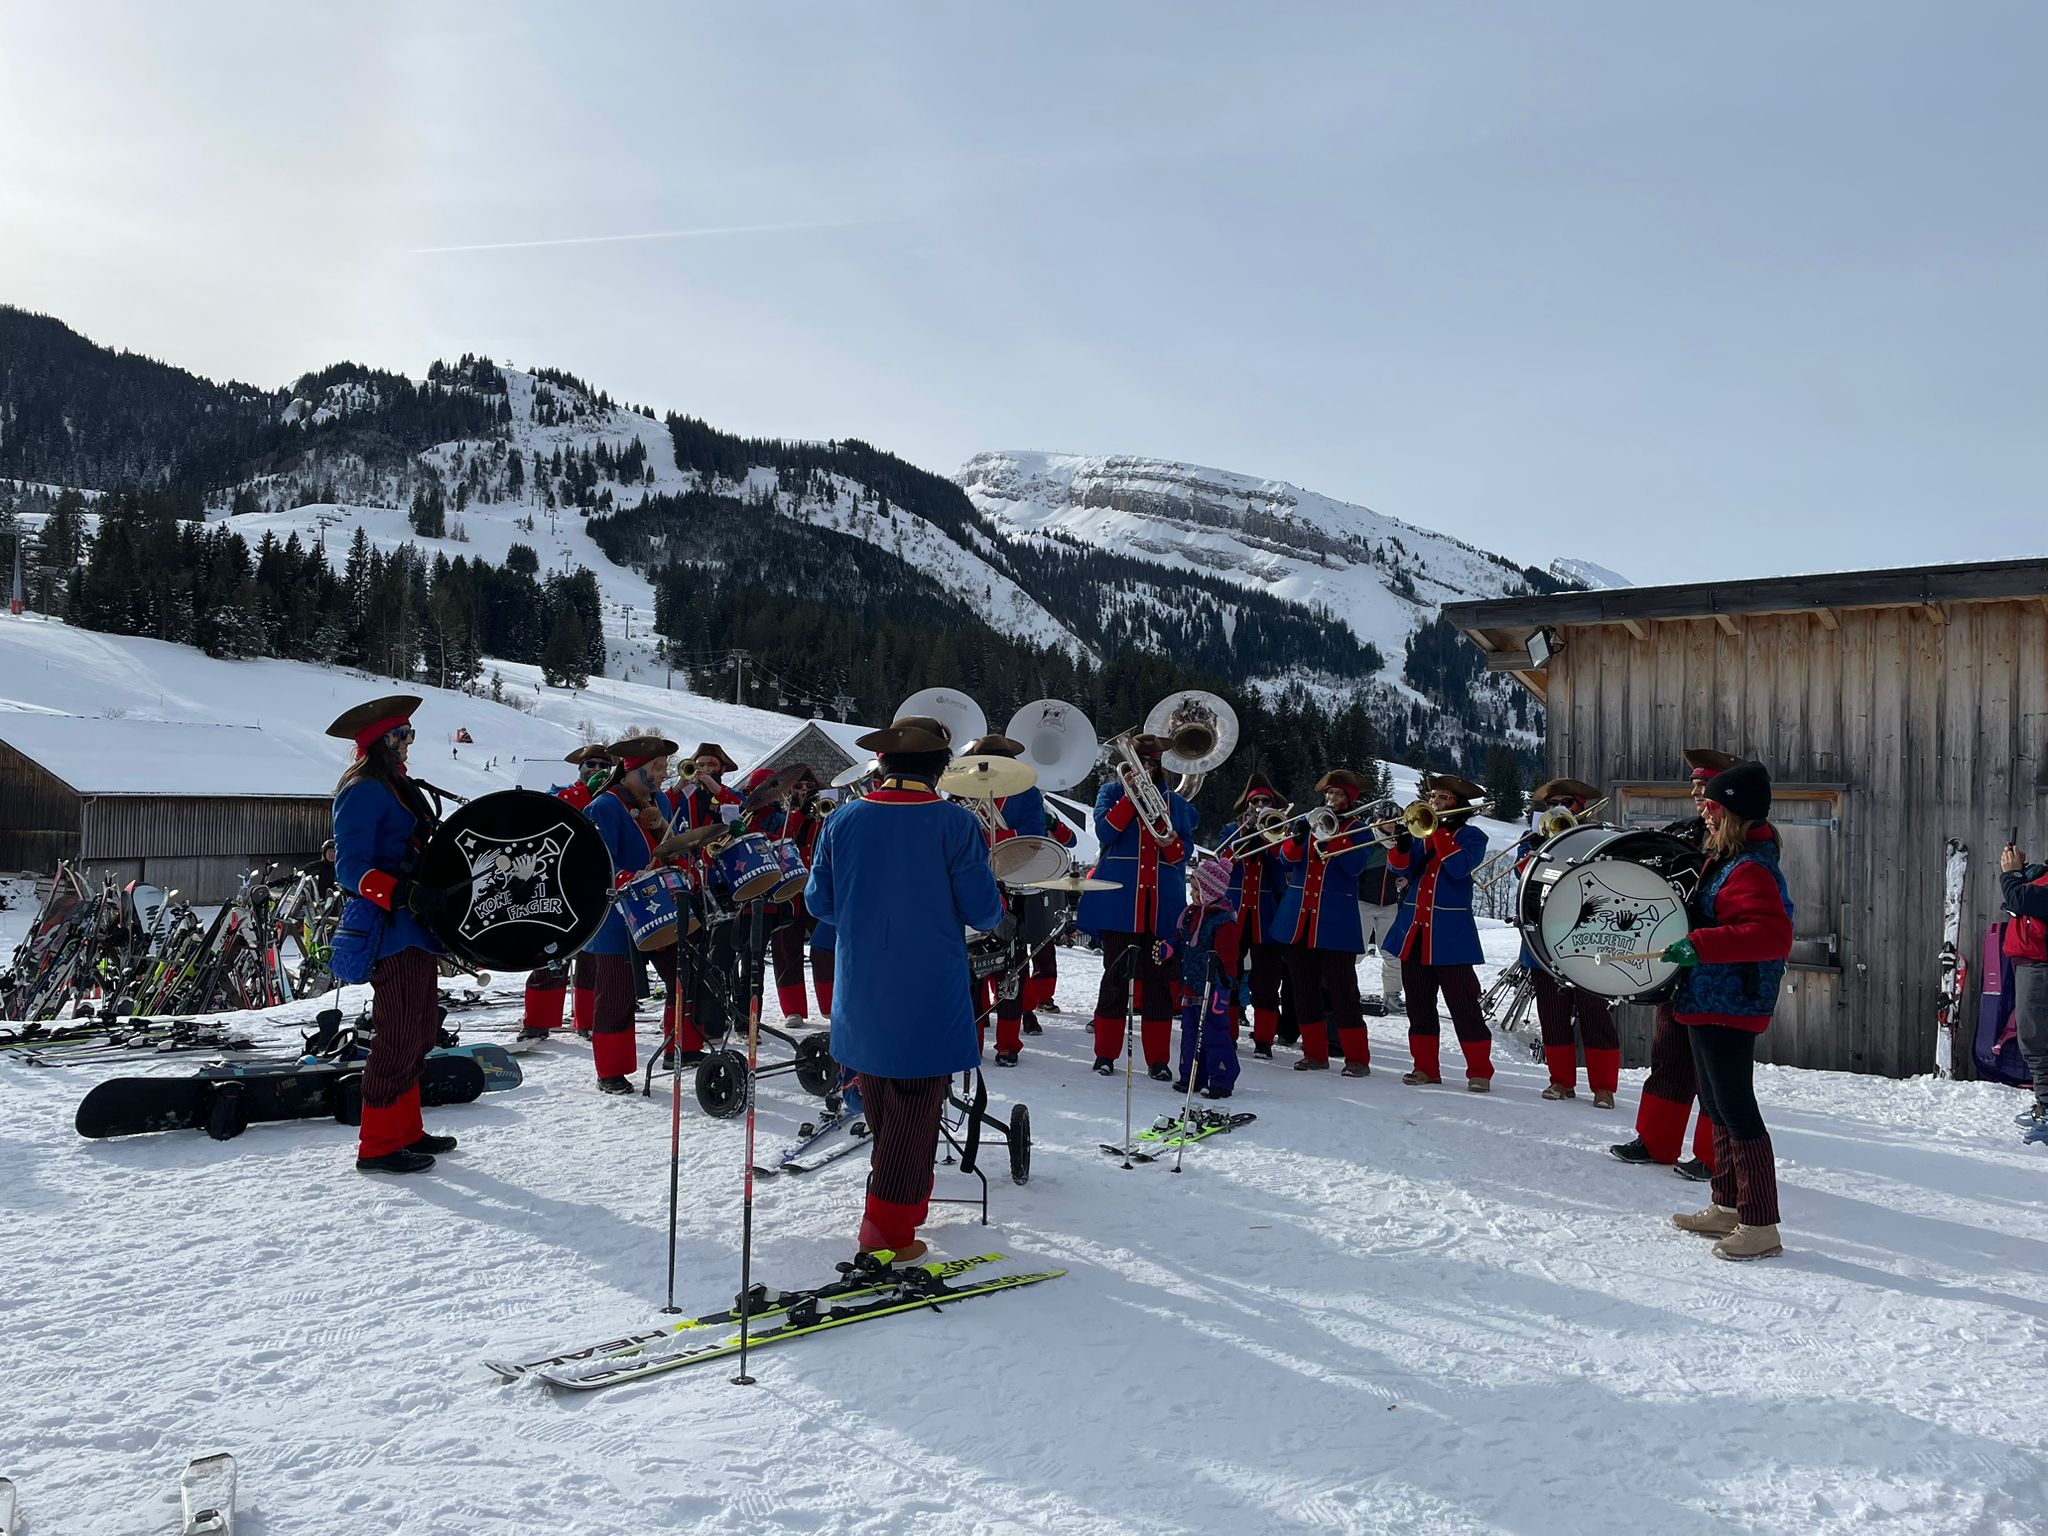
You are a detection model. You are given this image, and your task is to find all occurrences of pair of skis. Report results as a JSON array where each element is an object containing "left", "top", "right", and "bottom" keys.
[
  {"left": 487, "top": 1253, "right": 1063, "bottom": 1391},
  {"left": 1101, "top": 1108, "right": 1257, "bottom": 1162},
  {"left": 0, "top": 1455, "right": 235, "bottom": 1534},
  {"left": 750, "top": 1102, "right": 869, "bottom": 1176}
]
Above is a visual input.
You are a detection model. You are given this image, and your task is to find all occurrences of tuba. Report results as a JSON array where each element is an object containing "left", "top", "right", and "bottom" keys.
[
  {"left": 1004, "top": 698, "right": 1101, "bottom": 794},
  {"left": 1143, "top": 690, "right": 1239, "bottom": 799}
]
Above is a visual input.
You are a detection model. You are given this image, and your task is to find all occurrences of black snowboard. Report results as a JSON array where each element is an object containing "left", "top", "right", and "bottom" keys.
[{"left": 75, "top": 1055, "right": 487, "bottom": 1140}]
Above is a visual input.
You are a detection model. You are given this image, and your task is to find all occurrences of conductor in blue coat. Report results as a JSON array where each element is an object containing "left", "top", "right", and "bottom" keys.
[{"left": 805, "top": 713, "right": 1004, "bottom": 1264}]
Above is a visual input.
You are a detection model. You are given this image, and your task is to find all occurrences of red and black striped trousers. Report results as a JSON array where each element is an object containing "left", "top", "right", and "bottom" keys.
[
  {"left": 361, "top": 948, "right": 441, "bottom": 1109},
  {"left": 855, "top": 1072, "right": 951, "bottom": 1252}
]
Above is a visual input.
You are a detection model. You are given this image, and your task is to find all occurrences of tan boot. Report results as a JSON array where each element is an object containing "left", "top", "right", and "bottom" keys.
[
  {"left": 1672, "top": 1204, "right": 1739, "bottom": 1238},
  {"left": 1591, "top": 1089, "right": 1616, "bottom": 1109},
  {"left": 1541, "top": 1083, "right": 1576, "bottom": 1101},
  {"left": 1712, "top": 1223, "right": 1783, "bottom": 1261}
]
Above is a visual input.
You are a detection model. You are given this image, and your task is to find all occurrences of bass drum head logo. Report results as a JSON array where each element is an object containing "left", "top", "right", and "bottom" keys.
[
  {"left": 454, "top": 828, "right": 577, "bottom": 941},
  {"left": 1540, "top": 861, "right": 1690, "bottom": 997},
  {"left": 419, "top": 790, "right": 614, "bottom": 970}
]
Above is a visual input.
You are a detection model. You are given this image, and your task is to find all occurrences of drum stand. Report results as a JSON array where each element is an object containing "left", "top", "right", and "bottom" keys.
[{"left": 933, "top": 957, "right": 1035, "bottom": 1221}]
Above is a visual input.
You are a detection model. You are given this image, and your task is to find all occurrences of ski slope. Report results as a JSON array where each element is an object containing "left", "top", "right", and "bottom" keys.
[
  {"left": 1, "top": 937, "right": 2041, "bottom": 1536},
  {"left": 0, "top": 610, "right": 807, "bottom": 802}
]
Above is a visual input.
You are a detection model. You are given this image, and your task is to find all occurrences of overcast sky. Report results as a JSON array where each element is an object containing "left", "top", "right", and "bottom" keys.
[{"left": 1, "top": 1, "right": 2040, "bottom": 583}]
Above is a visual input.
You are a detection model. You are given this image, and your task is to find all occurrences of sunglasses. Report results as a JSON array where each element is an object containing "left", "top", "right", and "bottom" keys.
[{"left": 385, "top": 725, "right": 417, "bottom": 745}]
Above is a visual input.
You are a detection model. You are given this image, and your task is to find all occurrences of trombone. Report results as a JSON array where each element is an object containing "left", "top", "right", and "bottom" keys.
[{"left": 1535, "top": 795, "right": 1608, "bottom": 839}]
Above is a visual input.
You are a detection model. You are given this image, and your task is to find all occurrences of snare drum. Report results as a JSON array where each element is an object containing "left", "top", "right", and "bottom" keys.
[
  {"left": 617, "top": 866, "right": 686, "bottom": 952},
  {"left": 991, "top": 833, "right": 1070, "bottom": 889},
  {"left": 710, "top": 833, "right": 782, "bottom": 901},
  {"left": 765, "top": 838, "right": 809, "bottom": 902},
  {"left": 1517, "top": 826, "right": 1703, "bottom": 1001}
]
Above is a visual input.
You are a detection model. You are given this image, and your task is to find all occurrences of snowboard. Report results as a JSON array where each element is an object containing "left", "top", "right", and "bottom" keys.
[
  {"left": 180, "top": 1452, "right": 235, "bottom": 1535},
  {"left": 1934, "top": 838, "right": 1969, "bottom": 1077},
  {"left": 427, "top": 1043, "right": 523, "bottom": 1092},
  {"left": 75, "top": 1055, "right": 486, "bottom": 1140}
]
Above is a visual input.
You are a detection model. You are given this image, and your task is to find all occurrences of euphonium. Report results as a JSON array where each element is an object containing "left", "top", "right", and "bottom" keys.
[{"left": 1110, "top": 733, "right": 1176, "bottom": 842}]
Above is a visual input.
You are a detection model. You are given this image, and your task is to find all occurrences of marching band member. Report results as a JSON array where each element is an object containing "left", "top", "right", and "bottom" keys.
[
  {"left": 1271, "top": 770, "right": 1376, "bottom": 1075},
  {"left": 963, "top": 733, "right": 1039, "bottom": 1066},
  {"left": 1667, "top": 761, "right": 1794, "bottom": 1260},
  {"left": 1383, "top": 773, "right": 1494, "bottom": 1091},
  {"left": 519, "top": 744, "right": 613, "bottom": 1043},
  {"left": 1356, "top": 827, "right": 1406, "bottom": 1016},
  {"left": 326, "top": 695, "right": 455, "bottom": 1174},
  {"left": 1024, "top": 807, "right": 1078, "bottom": 1028},
  {"left": 1521, "top": 776, "right": 1622, "bottom": 1107},
  {"left": 1611, "top": 748, "right": 1738, "bottom": 1176},
  {"left": 1078, "top": 734, "right": 1201, "bottom": 1081},
  {"left": 1224, "top": 773, "right": 1289, "bottom": 1059},
  {"left": 663, "top": 743, "right": 745, "bottom": 1059},
  {"left": 580, "top": 735, "right": 680, "bottom": 1094},
  {"left": 805, "top": 714, "right": 1005, "bottom": 1266},
  {"left": 741, "top": 764, "right": 828, "bottom": 1028}
]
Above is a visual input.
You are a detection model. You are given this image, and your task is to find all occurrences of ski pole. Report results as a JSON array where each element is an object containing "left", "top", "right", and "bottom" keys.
[
  {"left": 1116, "top": 940, "right": 1144, "bottom": 1169},
  {"left": 1173, "top": 954, "right": 1221, "bottom": 1176},
  {"left": 733, "top": 897, "right": 770, "bottom": 1386},
  {"left": 660, "top": 897, "right": 695, "bottom": 1316}
]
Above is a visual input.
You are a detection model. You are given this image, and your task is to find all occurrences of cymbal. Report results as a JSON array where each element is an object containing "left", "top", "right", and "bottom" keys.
[
  {"left": 1025, "top": 875, "right": 1122, "bottom": 892},
  {"left": 830, "top": 757, "right": 878, "bottom": 790},
  {"left": 743, "top": 766, "right": 804, "bottom": 813},
  {"left": 939, "top": 754, "right": 1037, "bottom": 799},
  {"left": 653, "top": 824, "right": 727, "bottom": 859}
]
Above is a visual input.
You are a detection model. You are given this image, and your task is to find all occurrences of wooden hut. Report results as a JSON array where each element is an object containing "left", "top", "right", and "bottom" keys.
[
  {"left": 1441, "top": 557, "right": 2048, "bottom": 1079},
  {"left": 0, "top": 716, "right": 335, "bottom": 902}
]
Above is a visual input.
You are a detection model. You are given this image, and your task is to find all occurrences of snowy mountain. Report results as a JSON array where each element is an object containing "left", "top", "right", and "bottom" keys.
[
  {"left": 1549, "top": 556, "right": 1632, "bottom": 590},
  {"left": 0, "top": 305, "right": 1557, "bottom": 798},
  {"left": 956, "top": 450, "right": 1542, "bottom": 674}
]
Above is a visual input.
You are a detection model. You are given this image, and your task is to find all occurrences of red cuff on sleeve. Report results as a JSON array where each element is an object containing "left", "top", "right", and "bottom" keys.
[
  {"left": 1103, "top": 797, "right": 1136, "bottom": 832},
  {"left": 1281, "top": 837, "right": 1305, "bottom": 861},
  {"left": 1429, "top": 826, "right": 1462, "bottom": 856},
  {"left": 1159, "top": 836, "right": 1185, "bottom": 864},
  {"left": 359, "top": 868, "right": 398, "bottom": 911}
]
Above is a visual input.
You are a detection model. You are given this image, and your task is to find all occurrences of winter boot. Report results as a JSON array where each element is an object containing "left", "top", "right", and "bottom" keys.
[
  {"left": 357, "top": 1147, "right": 435, "bottom": 1174},
  {"left": 993, "top": 1051, "right": 1020, "bottom": 1068},
  {"left": 1542, "top": 1082, "right": 1576, "bottom": 1101},
  {"left": 1401, "top": 1069, "right": 1441, "bottom": 1086},
  {"left": 1672, "top": 1204, "right": 1739, "bottom": 1238},
  {"left": 1609, "top": 1136, "right": 1657, "bottom": 1164},
  {"left": 1591, "top": 1089, "right": 1617, "bottom": 1109},
  {"left": 409, "top": 1131, "right": 458, "bottom": 1155},
  {"left": 1092, "top": 1058, "right": 1115, "bottom": 1076},
  {"left": 1148, "top": 1063, "right": 1174, "bottom": 1083},
  {"left": 1341, "top": 1061, "right": 1370, "bottom": 1078},
  {"left": 1252, "top": 1040, "right": 1274, "bottom": 1060},
  {"left": 1673, "top": 1158, "right": 1712, "bottom": 1182},
  {"left": 1712, "top": 1223, "right": 1784, "bottom": 1261},
  {"left": 1466, "top": 1077, "right": 1491, "bottom": 1093},
  {"left": 596, "top": 1075, "right": 635, "bottom": 1095},
  {"left": 1293, "top": 1056, "right": 1331, "bottom": 1072}
]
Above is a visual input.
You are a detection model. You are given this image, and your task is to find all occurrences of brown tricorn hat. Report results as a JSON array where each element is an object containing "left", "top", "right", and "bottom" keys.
[
  {"left": 1234, "top": 771, "right": 1282, "bottom": 813},
  {"left": 1316, "top": 769, "right": 1371, "bottom": 801},
  {"left": 1682, "top": 747, "right": 1740, "bottom": 779},
  {"left": 324, "top": 694, "right": 422, "bottom": 747},
  {"left": 1423, "top": 772, "right": 1486, "bottom": 803},
  {"left": 1532, "top": 776, "right": 1600, "bottom": 805},
  {"left": 856, "top": 715, "right": 953, "bottom": 755},
  {"left": 1129, "top": 733, "right": 1169, "bottom": 760},
  {"left": 565, "top": 743, "right": 614, "bottom": 766},
  {"left": 961, "top": 734, "right": 1025, "bottom": 759},
  {"left": 688, "top": 743, "right": 740, "bottom": 773},
  {"left": 608, "top": 735, "right": 679, "bottom": 767}
]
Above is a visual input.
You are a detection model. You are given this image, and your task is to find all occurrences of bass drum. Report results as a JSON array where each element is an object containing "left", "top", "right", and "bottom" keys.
[
  {"left": 416, "top": 789, "right": 615, "bottom": 972},
  {"left": 1517, "top": 826, "right": 1704, "bottom": 1002}
]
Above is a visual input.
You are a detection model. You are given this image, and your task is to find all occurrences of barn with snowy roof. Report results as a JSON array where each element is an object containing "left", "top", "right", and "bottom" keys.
[{"left": 0, "top": 716, "right": 335, "bottom": 901}]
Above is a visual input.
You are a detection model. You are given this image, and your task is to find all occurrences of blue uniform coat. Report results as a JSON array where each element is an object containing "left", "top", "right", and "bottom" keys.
[
  {"left": 583, "top": 788, "right": 661, "bottom": 957},
  {"left": 331, "top": 775, "right": 444, "bottom": 982},
  {"left": 1222, "top": 816, "right": 1283, "bottom": 944},
  {"left": 993, "top": 786, "right": 1048, "bottom": 839},
  {"left": 1271, "top": 834, "right": 1375, "bottom": 951},
  {"left": 1075, "top": 780, "right": 1199, "bottom": 938},
  {"left": 805, "top": 786, "right": 1005, "bottom": 1079},
  {"left": 1382, "top": 824, "right": 1487, "bottom": 966}
]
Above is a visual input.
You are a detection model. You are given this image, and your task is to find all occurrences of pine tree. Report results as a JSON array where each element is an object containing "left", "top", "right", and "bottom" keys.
[
  {"left": 542, "top": 604, "right": 589, "bottom": 688},
  {"left": 1484, "top": 742, "right": 1525, "bottom": 823}
]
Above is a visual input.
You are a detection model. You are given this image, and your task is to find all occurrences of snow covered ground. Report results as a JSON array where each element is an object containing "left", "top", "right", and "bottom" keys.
[{"left": 3, "top": 933, "right": 2043, "bottom": 1536}]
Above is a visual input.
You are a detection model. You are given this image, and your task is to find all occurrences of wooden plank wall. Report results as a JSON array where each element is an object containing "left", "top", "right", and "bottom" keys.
[{"left": 1545, "top": 597, "right": 2048, "bottom": 1078}]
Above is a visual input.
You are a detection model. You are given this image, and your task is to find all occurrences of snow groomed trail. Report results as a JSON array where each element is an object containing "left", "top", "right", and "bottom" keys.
[{"left": 2, "top": 936, "right": 2044, "bottom": 1536}]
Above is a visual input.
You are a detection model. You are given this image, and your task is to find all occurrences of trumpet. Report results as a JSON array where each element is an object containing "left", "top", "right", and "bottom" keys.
[{"left": 1397, "top": 798, "right": 1494, "bottom": 838}]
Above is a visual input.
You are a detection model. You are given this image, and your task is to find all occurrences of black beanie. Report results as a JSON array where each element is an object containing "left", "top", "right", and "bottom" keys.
[{"left": 1703, "top": 760, "right": 1771, "bottom": 821}]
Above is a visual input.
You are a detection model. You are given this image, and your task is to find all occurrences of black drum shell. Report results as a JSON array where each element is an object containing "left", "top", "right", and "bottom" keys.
[{"left": 416, "top": 789, "right": 615, "bottom": 971}]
